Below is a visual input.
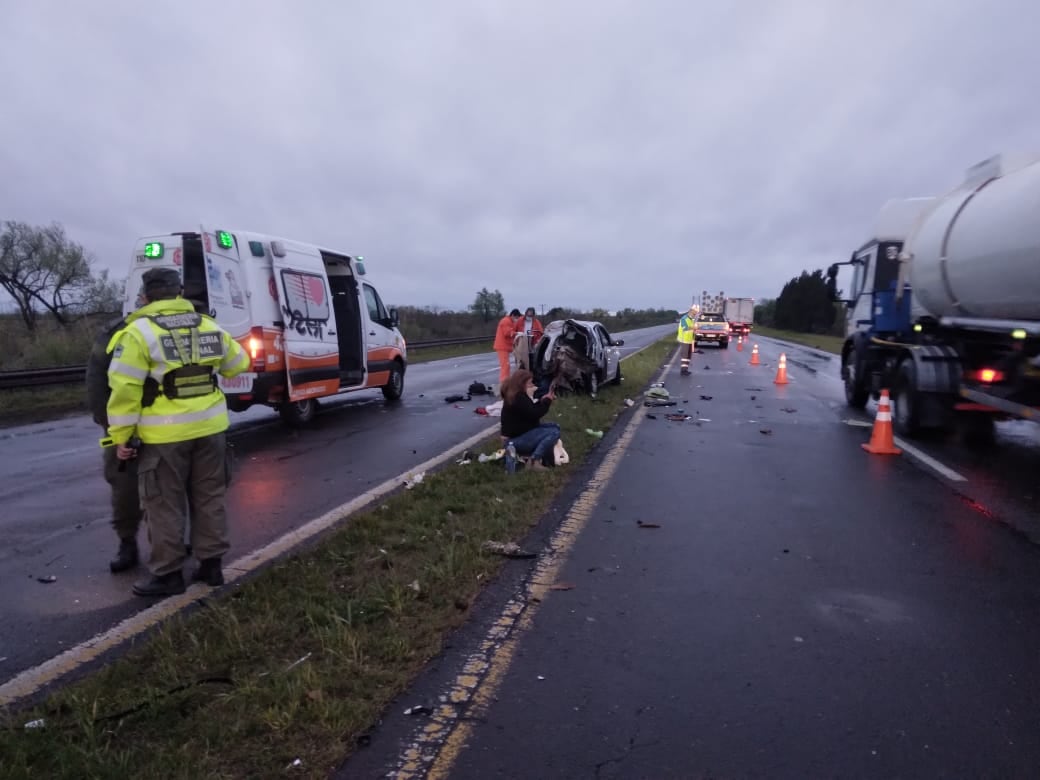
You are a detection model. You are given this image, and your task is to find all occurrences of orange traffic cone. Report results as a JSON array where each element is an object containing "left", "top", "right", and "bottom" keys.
[
  {"left": 749, "top": 344, "right": 760, "bottom": 365},
  {"left": 737, "top": 336, "right": 744, "bottom": 352},
  {"left": 861, "top": 389, "right": 902, "bottom": 455},
  {"left": 774, "top": 353, "right": 789, "bottom": 385}
]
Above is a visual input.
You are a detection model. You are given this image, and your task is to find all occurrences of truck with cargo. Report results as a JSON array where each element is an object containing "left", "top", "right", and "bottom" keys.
[
  {"left": 827, "top": 154, "right": 1040, "bottom": 443},
  {"left": 122, "top": 226, "right": 408, "bottom": 426},
  {"left": 723, "top": 297, "right": 755, "bottom": 337}
]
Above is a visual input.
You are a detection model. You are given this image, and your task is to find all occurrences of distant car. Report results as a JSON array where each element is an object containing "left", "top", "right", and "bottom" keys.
[
  {"left": 695, "top": 312, "right": 730, "bottom": 348},
  {"left": 532, "top": 319, "right": 625, "bottom": 397}
]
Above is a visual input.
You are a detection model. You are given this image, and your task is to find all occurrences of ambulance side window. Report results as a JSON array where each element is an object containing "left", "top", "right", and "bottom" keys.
[{"left": 363, "top": 284, "right": 389, "bottom": 325}]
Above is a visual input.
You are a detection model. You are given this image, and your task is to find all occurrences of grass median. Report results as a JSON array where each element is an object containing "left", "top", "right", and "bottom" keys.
[
  {"left": 748, "top": 326, "right": 843, "bottom": 355},
  {"left": 0, "top": 335, "right": 676, "bottom": 779}
]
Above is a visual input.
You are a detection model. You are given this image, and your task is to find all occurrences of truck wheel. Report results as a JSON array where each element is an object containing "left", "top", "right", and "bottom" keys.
[
  {"left": 280, "top": 398, "right": 317, "bottom": 427},
  {"left": 382, "top": 361, "right": 404, "bottom": 401},
  {"left": 891, "top": 360, "right": 922, "bottom": 437},
  {"left": 842, "top": 350, "right": 869, "bottom": 409}
]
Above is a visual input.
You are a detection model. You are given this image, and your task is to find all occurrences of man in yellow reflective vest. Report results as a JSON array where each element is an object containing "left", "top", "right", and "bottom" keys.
[
  {"left": 677, "top": 304, "right": 699, "bottom": 375},
  {"left": 107, "top": 267, "right": 250, "bottom": 597}
]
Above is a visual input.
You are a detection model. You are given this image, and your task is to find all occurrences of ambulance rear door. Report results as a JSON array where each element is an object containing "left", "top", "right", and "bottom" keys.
[
  {"left": 268, "top": 238, "right": 339, "bottom": 401},
  {"left": 199, "top": 227, "right": 253, "bottom": 395}
]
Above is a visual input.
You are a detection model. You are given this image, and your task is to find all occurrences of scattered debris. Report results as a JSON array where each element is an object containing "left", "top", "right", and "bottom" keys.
[
  {"left": 287, "top": 758, "right": 303, "bottom": 769},
  {"left": 644, "top": 399, "right": 677, "bottom": 407},
  {"left": 781, "top": 407, "right": 797, "bottom": 413},
  {"left": 585, "top": 428, "right": 604, "bottom": 438},
  {"left": 647, "top": 413, "right": 657, "bottom": 419},
  {"left": 37, "top": 575, "right": 57, "bottom": 584},
  {"left": 783, "top": 549, "right": 790, "bottom": 554},
  {"left": 623, "top": 398, "right": 635, "bottom": 407},
  {"left": 468, "top": 381, "right": 493, "bottom": 396},
  {"left": 550, "top": 582, "right": 576, "bottom": 591},
  {"left": 794, "top": 636, "right": 805, "bottom": 643},
  {"left": 537, "top": 675, "right": 546, "bottom": 681},
  {"left": 404, "top": 705, "right": 433, "bottom": 716},
  {"left": 704, "top": 365, "right": 711, "bottom": 370},
  {"left": 637, "top": 520, "right": 662, "bottom": 529},
  {"left": 759, "top": 428, "right": 773, "bottom": 436},
  {"left": 750, "top": 395, "right": 757, "bottom": 401},
  {"left": 482, "top": 541, "right": 537, "bottom": 559},
  {"left": 697, "top": 418, "right": 711, "bottom": 422},
  {"left": 645, "top": 386, "right": 670, "bottom": 399},
  {"left": 24, "top": 719, "right": 45, "bottom": 730},
  {"left": 404, "top": 472, "right": 426, "bottom": 489},
  {"left": 665, "top": 414, "right": 692, "bottom": 422},
  {"left": 285, "top": 653, "right": 312, "bottom": 672},
  {"left": 745, "top": 387, "right": 764, "bottom": 392},
  {"left": 699, "top": 395, "right": 713, "bottom": 401},
  {"left": 408, "top": 579, "right": 421, "bottom": 593},
  {"left": 444, "top": 394, "right": 471, "bottom": 403}
]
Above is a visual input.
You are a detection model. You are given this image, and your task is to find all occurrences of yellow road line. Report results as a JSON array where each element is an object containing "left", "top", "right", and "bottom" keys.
[{"left": 388, "top": 346, "right": 680, "bottom": 779}]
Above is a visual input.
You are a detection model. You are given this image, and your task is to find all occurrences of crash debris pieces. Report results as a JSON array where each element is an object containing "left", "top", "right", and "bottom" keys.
[{"left": 482, "top": 541, "right": 538, "bottom": 559}]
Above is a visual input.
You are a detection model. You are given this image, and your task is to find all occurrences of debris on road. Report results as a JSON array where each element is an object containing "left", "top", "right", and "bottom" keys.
[
  {"left": 637, "top": 520, "right": 662, "bottom": 528},
  {"left": 482, "top": 541, "right": 537, "bottom": 559},
  {"left": 36, "top": 575, "right": 57, "bottom": 584},
  {"left": 644, "top": 399, "right": 677, "bottom": 407},
  {"left": 665, "top": 414, "right": 691, "bottom": 422},
  {"left": 781, "top": 407, "right": 797, "bottom": 413},
  {"left": 404, "top": 472, "right": 426, "bottom": 489},
  {"left": 24, "top": 719, "right": 45, "bottom": 729},
  {"left": 585, "top": 428, "right": 604, "bottom": 438},
  {"left": 697, "top": 418, "right": 711, "bottom": 423},
  {"left": 444, "top": 394, "right": 471, "bottom": 403},
  {"left": 647, "top": 414, "right": 658, "bottom": 419},
  {"left": 404, "top": 705, "right": 433, "bottom": 716},
  {"left": 623, "top": 398, "right": 635, "bottom": 407},
  {"left": 760, "top": 429, "right": 773, "bottom": 435},
  {"left": 550, "top": 582, "right": 576, "bottom": 591},
  {"left": 700, "top": 395, "right": 713, "bottom": 401},
  {"left": 408, "top": 579, "right": 421, "bottom": 593}
]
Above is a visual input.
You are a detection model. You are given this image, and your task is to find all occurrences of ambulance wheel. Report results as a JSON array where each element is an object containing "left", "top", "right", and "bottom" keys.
[
  {"left": 382, "top": 361, "right": 404, "bottom": 401},
  {"left": 280, "top": 398, "right": 317, "bottom": 427}
]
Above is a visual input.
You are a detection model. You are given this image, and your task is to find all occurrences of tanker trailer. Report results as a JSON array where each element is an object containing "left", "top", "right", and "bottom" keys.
[{"left": 827, "top": 153, "right": 1040, "bottom": 443}]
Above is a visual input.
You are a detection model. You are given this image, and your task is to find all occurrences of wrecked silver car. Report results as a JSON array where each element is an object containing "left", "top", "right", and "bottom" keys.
[{"left": 532, "top": 319, "right": 625, "bottom": 397}]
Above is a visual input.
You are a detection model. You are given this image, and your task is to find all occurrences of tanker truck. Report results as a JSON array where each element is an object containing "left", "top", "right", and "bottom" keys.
[{"left": 827, "top": 153, "right": 1040, "bottom": 443}]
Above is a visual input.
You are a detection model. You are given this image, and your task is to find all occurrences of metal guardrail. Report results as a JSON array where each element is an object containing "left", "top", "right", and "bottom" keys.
[{"left": 0, "top": 336, "right": 494, "bottom": 391}]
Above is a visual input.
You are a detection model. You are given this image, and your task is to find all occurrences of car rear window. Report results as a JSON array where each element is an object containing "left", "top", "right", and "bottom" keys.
[{"left": 699, "top": 314, "right": 725, "bottom": 322}]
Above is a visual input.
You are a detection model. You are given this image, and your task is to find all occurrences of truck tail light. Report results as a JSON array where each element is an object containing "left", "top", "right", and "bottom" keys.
[
  {"left": 248, "top": 326, "right": 266, "bottom": 372},
  {"left": 977, "top": 368, "right": 1004, "bottom": 383}
]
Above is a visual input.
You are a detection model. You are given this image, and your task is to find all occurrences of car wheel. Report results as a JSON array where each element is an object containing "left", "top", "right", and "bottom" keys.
[
  {"left": 720, "top": 339, "right": 729, "bottom": 349},
  {"left": 280, "top": 398, "right": 317, "bottom": 427},
  {"left": 585, "top": 371, "right": 599, "bottom": 397},
  {"left": 382, "top": 360, "right": 404, "bottom": 401},
  {"left": 612, "top": 363, "right": 622, "bottom": 385}
]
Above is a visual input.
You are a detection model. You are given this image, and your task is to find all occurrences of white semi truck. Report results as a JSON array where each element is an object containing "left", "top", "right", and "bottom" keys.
[{"left": 828, "top": 154, "right": 1040, "bottom": 443}]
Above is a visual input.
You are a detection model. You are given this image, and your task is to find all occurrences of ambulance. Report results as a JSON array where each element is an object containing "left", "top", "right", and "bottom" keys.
[{"left": 122, "top": 226, "right": 407, "bottom": 426}]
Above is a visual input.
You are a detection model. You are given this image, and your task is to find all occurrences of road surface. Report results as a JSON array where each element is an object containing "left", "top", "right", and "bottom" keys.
[{"left": 339, "top": 337, "right": 1040, "bottom": 779}]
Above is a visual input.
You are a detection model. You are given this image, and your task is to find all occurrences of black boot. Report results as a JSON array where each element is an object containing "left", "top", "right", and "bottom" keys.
[
  {"left": 192, "top": 558, "right": 224, "bottom": 587},
  {"left": 109, "top": 538, "right": 139, "bottom": 573},
  {"left": 132, "top": 571, "right": 186, "bottom": 598}
]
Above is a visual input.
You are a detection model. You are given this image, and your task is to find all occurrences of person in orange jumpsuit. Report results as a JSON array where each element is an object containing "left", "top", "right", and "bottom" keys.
[{"left": 495, "top": 308, "right": 522, "bottom": 384}]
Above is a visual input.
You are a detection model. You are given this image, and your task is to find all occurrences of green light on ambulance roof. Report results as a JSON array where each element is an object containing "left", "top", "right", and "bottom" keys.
[
  {"left": 217, "top": 230, "right": 234, "bottom": 249},
  {"left": 1012, "top": 328, "right": 1027, "bottom": 340},
  {"left": 143, "top": 242, "right": 164, "bottom": 259}
]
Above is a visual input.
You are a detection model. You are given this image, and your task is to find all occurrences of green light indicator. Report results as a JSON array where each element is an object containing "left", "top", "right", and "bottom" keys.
[
  {"left": 143, "top": 242, "right": 164, "bottom": 259},
  {"left": 913, "top": 323, "right": 923, "bottom": 332},
  {"left": 217, "top": 230, "right": 234, "bottom": 249},
  {"left": 1012, "top": 328, "right": 1027, "bottom": 340}
]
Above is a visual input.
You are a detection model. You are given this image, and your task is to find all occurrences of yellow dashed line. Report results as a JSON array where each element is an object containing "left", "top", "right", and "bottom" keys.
[{"left": 388, "top": 346, "right": 681, "bottom": 779}]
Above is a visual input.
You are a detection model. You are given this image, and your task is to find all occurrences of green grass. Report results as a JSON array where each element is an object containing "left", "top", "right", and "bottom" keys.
[
  {"left": 0, "top": 336, "right": 676, "bottom": 780},
  {"left": 749, "top": 326, "right": 843, "bottom": 355}
]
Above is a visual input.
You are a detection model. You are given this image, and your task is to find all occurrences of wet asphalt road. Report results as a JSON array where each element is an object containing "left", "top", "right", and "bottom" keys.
[
  {"left": 343, "top": 338, "right": 1040, "bottom": 779},
  {"left": 0, "top": 325, "right": 671, "bottom": 685}
]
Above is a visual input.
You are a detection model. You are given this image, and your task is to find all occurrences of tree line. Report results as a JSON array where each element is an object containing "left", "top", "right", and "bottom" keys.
[{"left": 753, "top": 268, "right": 845, "bottom": 336}]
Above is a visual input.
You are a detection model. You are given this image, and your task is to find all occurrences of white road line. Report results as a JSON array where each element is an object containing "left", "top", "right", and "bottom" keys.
[{"left": 843, "top": 420, "right": 967, "bottom": 482}]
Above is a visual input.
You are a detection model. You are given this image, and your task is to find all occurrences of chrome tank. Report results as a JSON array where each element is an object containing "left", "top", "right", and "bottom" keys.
[{"left": 908, "top": 157, "right": 1040, "bottom": 321}]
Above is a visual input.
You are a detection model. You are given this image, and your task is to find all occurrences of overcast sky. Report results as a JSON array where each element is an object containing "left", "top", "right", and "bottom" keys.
[{"left": 2, "top": 1, "right": 1037, "bottom": 313}]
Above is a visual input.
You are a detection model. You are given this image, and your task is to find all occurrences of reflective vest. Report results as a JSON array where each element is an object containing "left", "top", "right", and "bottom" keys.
[
  {"left": 106, "top": 298, "right": 250, "bottom": 445},
  {"left": 677, "top": 314, "right": 697, "bottom": 344}
]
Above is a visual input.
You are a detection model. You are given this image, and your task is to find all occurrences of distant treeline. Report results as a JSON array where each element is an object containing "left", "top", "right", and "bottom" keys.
[{"left": 753, "top": 269, "right": 845, "bottom": 337}]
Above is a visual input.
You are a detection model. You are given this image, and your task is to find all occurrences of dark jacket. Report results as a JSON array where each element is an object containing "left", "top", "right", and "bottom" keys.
[
  {"left": 85, "top": 316, "right": 127, "bottom": 428},
  {"left": 501, "top": 392, "right": 551, "bottom": 438}
]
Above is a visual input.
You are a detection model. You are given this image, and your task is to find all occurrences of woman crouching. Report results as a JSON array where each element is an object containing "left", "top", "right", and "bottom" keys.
[{"left": 500, "top": 369, "right": 560, "bottom": 472}]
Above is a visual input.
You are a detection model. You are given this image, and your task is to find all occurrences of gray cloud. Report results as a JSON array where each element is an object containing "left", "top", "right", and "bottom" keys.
[{"left": 3, "top": 1, "right": 1038, "bottom": 312}]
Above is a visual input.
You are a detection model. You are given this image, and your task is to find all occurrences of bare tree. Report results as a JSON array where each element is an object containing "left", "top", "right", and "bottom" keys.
[{"left": 0, "top": 221, "right": 100, "bottom": 330}]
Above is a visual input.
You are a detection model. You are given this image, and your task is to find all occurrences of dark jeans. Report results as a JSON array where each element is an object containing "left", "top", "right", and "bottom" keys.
[{"left": 507, "top": 423, "right": 561, "bottom": 464}]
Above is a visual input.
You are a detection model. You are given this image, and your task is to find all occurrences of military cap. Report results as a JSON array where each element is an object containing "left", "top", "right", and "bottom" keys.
[{"left": 142, "top": 267, "right": 183, "bottom": 297}]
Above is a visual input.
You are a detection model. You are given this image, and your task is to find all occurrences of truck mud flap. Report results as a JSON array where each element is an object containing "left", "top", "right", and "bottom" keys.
[{"left": 907, "top": 344, "right": 961, "bottom": 394}]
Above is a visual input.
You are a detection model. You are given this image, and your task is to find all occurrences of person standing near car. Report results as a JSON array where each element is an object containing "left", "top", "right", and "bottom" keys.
[
  {"left": 513, "top": 307, "right": 544, "bottom": 370},
  {"left": 500, "top": 368, "right": 559, "bottom": 472},
  {"left": 107, "top": 267, "right": 250, "bottom": 598},
  {"left": 495, "top": 308, "right": 522, "bottom": 385},
  {"left": 677, "top": 304, "right": 699, "bottom": 375}
]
